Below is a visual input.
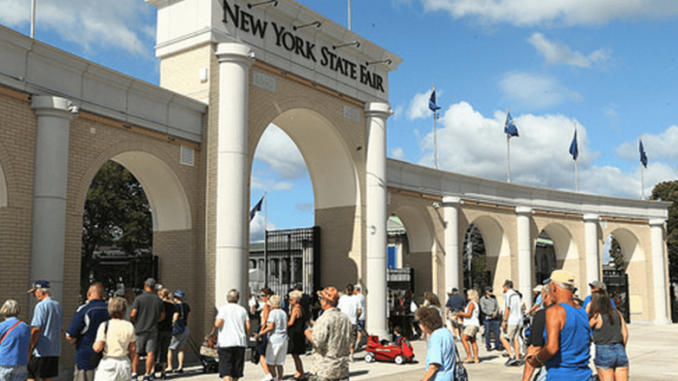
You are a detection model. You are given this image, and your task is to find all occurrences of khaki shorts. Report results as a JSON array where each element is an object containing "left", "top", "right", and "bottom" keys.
[
  {"left": 502, "top": 324, "right": 519, "bottom": 341},
  {"left": 463, "top": 325, "right": 479, "bottom": 337}
]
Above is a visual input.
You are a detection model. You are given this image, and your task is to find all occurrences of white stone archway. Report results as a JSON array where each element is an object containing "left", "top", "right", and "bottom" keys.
[
  {"left": 112, "top": 151, "right": 192, "bottom": 232},
  {"left": 268, "top": 109, "right": 359, "bottom": 211},
  {"left": 470, "top": 215, "right": 511, "bottom": 292},
  {"left": 541, "top": 223, "right": 579, "bottom": 277},
  {"left": 606, "top": 228, "right": 648, "bottom": 321}
]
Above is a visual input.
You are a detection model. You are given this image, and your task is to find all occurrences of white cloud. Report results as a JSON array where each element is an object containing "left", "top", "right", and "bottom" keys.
[
  {"left": 499, "top": 72, "right": 584, "bottom": 110},
  {"left": 0, "top": 0, "right": 155, "bottom": 57},
  {"left": 528, "top": 33, "right": 611, "bottom": 68},
  {"left": 249, "top": 214, "right": 277, "bottom": 242},
  {"left": 254, "top": 125, "right": 308, "bottom": 180},
  {"left": 419, "top": 0, "right": 678, "bottom": 27},
  {"left": 391, "top": 147, "right": 406, "bottom": 159},
  {"left": 614, "top": 126, "right": 678, "bottom": 162},
  {"left": 419, "top": 101, "right": 678, "bottom": 198}
]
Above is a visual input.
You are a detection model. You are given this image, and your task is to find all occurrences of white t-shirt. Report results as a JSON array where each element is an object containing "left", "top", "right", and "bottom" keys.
[
  {"left": 463, "top": 301, "right": 480, "bottom": 328},
  {"left": 266, "top": 309, "right": 288, "bottom": 345},
  {"left": 355, "top": 293, "right": 365, "bottom": 321},
  {"left": 504, "top": 289, "right": 522, "bottom": 326},
  {"left": 337, "top": 294, "right": 359, "bottom": 324},
  {"left": 216, "top": 303, "right": 249, "bottom": 347}
]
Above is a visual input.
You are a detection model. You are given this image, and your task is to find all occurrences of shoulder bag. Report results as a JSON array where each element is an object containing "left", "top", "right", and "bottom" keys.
[{"left": 90, "top": 321, "right": 108, "bottom": 368}]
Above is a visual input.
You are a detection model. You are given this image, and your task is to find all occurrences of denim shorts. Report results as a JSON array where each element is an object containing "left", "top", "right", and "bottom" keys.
[{"left": 595, "top": 343, "right": 629, "bottom": 369}]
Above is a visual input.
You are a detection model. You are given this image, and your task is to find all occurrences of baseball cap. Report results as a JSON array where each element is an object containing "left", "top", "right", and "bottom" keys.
[
  {"left": 485, "top": 286, "right": 493, "bottom": 292},
  {"left": 549, "top": 270, "right": 575, "bottom": 287},
  {"left": 173, "top": 290, "right": 186, "bottom": 300},
  {"left": 589, "top": 280, "right": 606, "bottom": 290},
  {"left": 144, "top": 278, "right": 156, "bottom": 289},
  {"left": 317, "top": 287, "right": 340, "bottom": 303},
  {"left": 27, "top": 280, "right": 50, "bottom": 293}
]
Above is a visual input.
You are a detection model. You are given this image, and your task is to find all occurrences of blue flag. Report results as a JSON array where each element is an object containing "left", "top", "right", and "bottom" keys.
[
  {"left": 639, "top": 139, "right": 648, "bottom": 168},
  {"left": 569, "top": 130, "right": 578, "bottom": 160},
  {"left": 504, "top": 111, "right": 519, "bottom": 137},
  {"left": 429, "top": 90, "right": 441, "bottom": 112},
  {"left": 250, "top": 195, "right": 264, "bottom": 220}
]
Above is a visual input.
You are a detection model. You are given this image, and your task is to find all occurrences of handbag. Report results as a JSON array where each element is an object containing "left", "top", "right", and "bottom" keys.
[
  {"left": 90, "top": 321, "right": 108, "bottom": 368},
  {"left": 453, "top": 343, "right": 469, "bottom": 381}
]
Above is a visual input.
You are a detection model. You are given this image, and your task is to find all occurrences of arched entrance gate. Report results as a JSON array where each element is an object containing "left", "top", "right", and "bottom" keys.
[{"left": 151, "top": 0, "right": 402, "bottom": 337}]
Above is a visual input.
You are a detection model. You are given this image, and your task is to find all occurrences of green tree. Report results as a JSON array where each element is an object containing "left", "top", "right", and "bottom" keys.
[
  {"left": 650, "top": 181, "right": 678, "bottom": 283},
  {"left": 81, "top": 161, "right": 152, "bottom": 296},
  {"left": 608, "top": 236, "right": 626, "bottom": 270}
]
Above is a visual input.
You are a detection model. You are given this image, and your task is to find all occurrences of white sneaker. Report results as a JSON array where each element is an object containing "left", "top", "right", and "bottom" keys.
[{"left": 261, "top": 374, "right": 273, "bottom": 381}]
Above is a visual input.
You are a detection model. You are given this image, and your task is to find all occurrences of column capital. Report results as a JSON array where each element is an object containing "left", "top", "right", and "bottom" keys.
[
  {"left": 515, "top": 206, "right": 533, "bottom": 215},
  {"left": 583, "top": 214, "right": 600, "bottom": 223},
  {"left": 216, "top": 43, "right": 255, "bottom": 66},
  {"left": 649, "top": 218, "right": 666, "bottom": 227},
  {"left": 31, "top": 95, "right": 76, "bottom": 120},
  {"left": 442, "top": 196, "right": 462, "bottom": 207},
  {"left": 364, "top": 102, "right": 392, "bottom": 119}
]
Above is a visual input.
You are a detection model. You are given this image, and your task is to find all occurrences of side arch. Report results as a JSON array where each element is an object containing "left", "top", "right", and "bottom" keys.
[
  {"left": 77, "top": 142, "right": 192, "bottom": 232},
  {"left": 468, "top": 215, "right": 511, "bottom": 292}
]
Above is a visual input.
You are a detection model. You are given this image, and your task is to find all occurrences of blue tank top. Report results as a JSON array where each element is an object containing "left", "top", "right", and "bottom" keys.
[{"left": 544, "top": 303, "right": 593, "bottom": 380}]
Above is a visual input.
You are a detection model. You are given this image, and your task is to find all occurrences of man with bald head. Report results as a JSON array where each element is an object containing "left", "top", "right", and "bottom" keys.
[{"left": 66, "top": 282, "right": 110, "bottom": 381}]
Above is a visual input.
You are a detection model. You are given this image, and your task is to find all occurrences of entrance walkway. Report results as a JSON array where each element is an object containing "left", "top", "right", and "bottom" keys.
[{"left": 175, "top": 323, "right": 677, "bottom": 381}]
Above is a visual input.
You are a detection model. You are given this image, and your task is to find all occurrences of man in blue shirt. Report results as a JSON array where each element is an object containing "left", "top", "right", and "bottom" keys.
[
  {"left": 65, "top": 283, "right": 110, "bottom": 381},
  {"left": 27, "top": 280, "right": 64, "bottom": 381},
  {"left": 444, "top": 288, "right": 465, "bottom": 340}
]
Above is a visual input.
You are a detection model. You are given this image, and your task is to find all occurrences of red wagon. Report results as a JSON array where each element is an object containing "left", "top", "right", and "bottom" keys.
[{"left": 363, "top": 335, "right": 415, "bottom": 365}]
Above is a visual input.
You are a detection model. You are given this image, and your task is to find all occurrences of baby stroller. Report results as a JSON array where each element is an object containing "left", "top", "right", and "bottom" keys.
[{"left": 364, "top": 335, "right": 415, "bottom": 365}]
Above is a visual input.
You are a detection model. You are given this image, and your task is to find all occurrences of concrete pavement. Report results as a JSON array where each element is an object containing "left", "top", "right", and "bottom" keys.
[{"left": 171, "top": 323, "right": 678, "bottom": 381}]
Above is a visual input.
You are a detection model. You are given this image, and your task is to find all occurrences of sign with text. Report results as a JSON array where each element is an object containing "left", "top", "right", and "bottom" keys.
[{"left": 223, "top": 0, "right": 385, "bottom": 93}]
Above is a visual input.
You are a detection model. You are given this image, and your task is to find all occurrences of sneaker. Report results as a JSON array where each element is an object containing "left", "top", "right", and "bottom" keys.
[
  {"left": 505, "top": 357, "right": 516, "bottom": 366},
  {"left": 261, "top": 374, "right": 273, "bottom": 381},
  {"left": 131, "top": 374, "right": 138, "bottom": 380},
  {"left": 175, "top": 369, "right": 183, "bottom": 374},
  {"left": 142, "top": 376, "right": 150, "bottom": 381}
]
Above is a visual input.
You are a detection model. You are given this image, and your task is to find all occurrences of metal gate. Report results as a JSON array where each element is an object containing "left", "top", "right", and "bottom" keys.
[
  {"left": 603, "top": 268, "right": 630, "bottom": 323},
  {"left": 249, "top": 227, "right": 320, "bottom": 296}
]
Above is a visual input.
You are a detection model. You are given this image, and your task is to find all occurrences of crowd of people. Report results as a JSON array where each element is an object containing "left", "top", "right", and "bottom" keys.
[
  {"left": 0, "top": 279, "right": 190, "bottom": 381},
  {"left": 0, "top": 270, "right": 631, "bottom": 381}
]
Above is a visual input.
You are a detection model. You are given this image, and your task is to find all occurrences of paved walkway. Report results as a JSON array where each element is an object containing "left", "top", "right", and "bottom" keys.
[{"left": 172, "top": 323, "right": 677, "bottom": 381}]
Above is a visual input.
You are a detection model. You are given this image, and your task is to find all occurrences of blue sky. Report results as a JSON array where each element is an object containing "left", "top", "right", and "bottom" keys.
[{"left": 3, "top": 0, "right": 678, "bottom": 245}]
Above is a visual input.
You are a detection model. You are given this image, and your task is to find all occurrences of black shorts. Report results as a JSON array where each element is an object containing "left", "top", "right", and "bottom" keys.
[
  {"left": 27, "top": 356, "right": 59, "bottom": 379},
  {"left": 218, "top": 347, "right": 245, "bottom": 378}
]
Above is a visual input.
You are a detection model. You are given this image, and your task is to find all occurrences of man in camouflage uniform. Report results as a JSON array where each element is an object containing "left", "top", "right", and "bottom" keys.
[{"left": 305, "top": 287, "right": 352, "bottom": 381}]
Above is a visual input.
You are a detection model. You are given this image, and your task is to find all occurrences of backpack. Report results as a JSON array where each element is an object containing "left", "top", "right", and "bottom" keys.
[{"left": 173, "top": 304, "right": 187, "bottom": 335}]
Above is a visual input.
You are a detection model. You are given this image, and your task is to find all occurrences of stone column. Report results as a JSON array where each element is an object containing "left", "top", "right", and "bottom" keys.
[
  {"left": 443, "top": 196, "right": 461, "bottom": 294},
  {"left": 516, "top": 207, "right": 533, "bottom": 310},
  {"left": 29, "top": 95, "right": 75, "bottom": 306},
  {"left": 584, "top": 214, "right": 600, "bottom": 295},
  {"left": 365, "top": 101, "right": 391, "bottom": 339},
  {"left": 215, "top": 43, "right": 254, "bottom": 308},
  {"left": 650, "top": 219, "right": 670, "bottom": 324}
]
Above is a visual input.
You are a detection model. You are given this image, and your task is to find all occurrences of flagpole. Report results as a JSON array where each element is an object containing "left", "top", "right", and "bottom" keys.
[
  {"left": 263, "top": 192, "right": 269, "bottom": 288},
  {"left": 31, "top": 0, "right": 36, "bottom": 38},
  {"left": 347, "top": 0, "right": 352, "bottom": 30},
  {"left": 433, "top": 84, "right": 438, "bottom": 169},
  {"left": 640, "top": 136, "right": 645, "bottom": 199},
  {"left": 506, "top": 106, "right": 511, "bottom": 183},
  {"left": 574, "top": 122, "right": 579, "bottom": 193}
]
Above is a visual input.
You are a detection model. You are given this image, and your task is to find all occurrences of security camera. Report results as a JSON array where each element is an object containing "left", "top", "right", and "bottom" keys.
[
  {"left": 68, "top": 104, "right": 79, "bottom": 114},
  {"left": 432, "top": 202, "right": 440, "bottom": 209}
]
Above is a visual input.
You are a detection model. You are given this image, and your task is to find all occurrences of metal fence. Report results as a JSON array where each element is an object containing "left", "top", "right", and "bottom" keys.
[{"left": 249, "top": 226, "right": 320, "bottom": 296}]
